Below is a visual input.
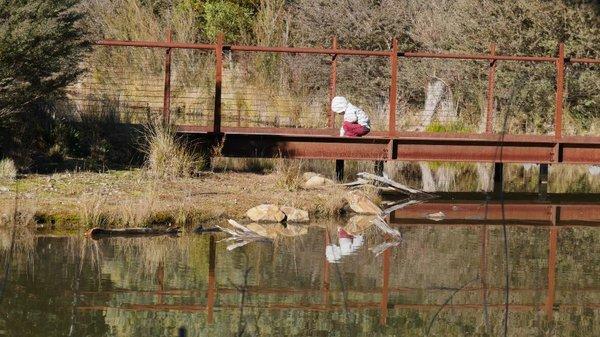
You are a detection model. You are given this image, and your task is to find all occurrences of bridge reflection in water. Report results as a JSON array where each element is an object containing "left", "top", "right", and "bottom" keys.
[{"left": 76, "top": 196, "right": 600, "bottom": 332}]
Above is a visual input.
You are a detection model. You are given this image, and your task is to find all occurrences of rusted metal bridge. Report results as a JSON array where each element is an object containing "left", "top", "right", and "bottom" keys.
[{"left": 94, "top": 34, "right": 600, "bottom": 183}]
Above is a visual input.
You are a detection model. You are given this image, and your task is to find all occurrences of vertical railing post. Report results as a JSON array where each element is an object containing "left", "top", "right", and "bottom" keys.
[
  {"left": 213, "top": 33, "right": 224, "bottom": 134},
  {"left": 162, "top": 29, "right": 173, "bottom": 125},
  {"left": 322, "top": 229, "right": 330, "bottom": 306},
  {"left": 388, "top": 38, "right": 398, "bottom": 135},
  {"left": 379, "top": 246, "right": 391, "bottom": 325},
  {"left": 485, "top": 43, "right": 497, "bottom": 133},
  {"left": 555, "top": 43, "right": 565, "bottom": 140},
  {"left": 545, "top": 227, "right": 558, "bottom": 321},
  {"left": 207, "top": 235, "right": 217, "bottom": 324},
  {"left": 480, "top": 226, "right": 489, "bottom": 332},
  {"left": 328, "top": 36, "right": 338, "bottom": 129}
]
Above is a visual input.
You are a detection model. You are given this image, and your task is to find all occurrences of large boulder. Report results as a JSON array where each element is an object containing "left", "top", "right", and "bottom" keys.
[
  {"left": 304, "top": 175, "right": 335, "bottom": 188},
  {"left": 280, "top": 206, "right": 310, "bottom": 223},
  {"left": 246, "top": 204, "right": 286, "bottom": 222},
  {"left": 344, "top": 190, "right": 382, "bottom": 214}
]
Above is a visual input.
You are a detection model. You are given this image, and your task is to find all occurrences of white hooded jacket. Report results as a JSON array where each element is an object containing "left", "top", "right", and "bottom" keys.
[{"left": 331, "top": 97, "right": 371, "bottom": 136}]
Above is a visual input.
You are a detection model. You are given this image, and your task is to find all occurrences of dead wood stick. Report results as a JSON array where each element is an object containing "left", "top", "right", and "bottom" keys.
[{"left": 357, "top": 172, "right": 434, "bottom": 197}]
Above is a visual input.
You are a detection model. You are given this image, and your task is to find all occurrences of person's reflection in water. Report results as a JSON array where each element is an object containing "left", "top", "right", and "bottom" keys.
[{"left": 325, "top": 226, "right": 364, "bottom": 263}]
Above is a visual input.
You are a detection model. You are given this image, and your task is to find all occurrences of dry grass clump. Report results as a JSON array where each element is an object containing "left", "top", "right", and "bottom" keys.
[
  {"left": 274, "top": 158, "right": 305, "bottom": 191},
  {"left": 0, "top": 158, "right": 17, "bottom": 180},
  {"left": 145, "top": 126, "right": 201, "bottom": 179},
  {"left": 307, "top": 190, "right": 347, "bottom": 218}
]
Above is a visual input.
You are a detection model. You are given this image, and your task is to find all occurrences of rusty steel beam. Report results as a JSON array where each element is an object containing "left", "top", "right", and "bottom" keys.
[
  {"left": 96, "top": 39, "right": 214, "bottom": 50},
  {"left": 401, "top": 51, "right": 557, "bottom": 63},
  {"left": 229, "top": 44, "right": 391, "bottom": 57},
  {"left": 569, "top": 58, "right": 600, "bottom": 64},
  {"left": 177, "top": 126, "right": 600, "bottom": 163},
  {"left": 215, "top": 134, "right": 390, "bottom": 160}
]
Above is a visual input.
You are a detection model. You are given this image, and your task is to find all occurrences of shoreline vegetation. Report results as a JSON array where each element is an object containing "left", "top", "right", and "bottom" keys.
[
  {"left": 0, "top": 169, "right": 350, "bottom": 231},
  {"left": 2, "top": 158, "right": 600, "bottom": 231}
]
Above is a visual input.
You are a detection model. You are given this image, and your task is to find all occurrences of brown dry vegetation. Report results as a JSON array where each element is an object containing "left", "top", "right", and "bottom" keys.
[{"left": 0, "top": 170, "right": 347, "bottom": 229}]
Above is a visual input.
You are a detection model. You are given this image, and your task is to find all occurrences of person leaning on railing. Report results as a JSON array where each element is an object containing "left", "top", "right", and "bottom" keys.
[{"left": 331, "top": 96, "right": 371, "bottom": 137}]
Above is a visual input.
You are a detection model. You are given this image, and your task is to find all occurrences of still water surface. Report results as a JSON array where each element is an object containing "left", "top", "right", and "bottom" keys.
[{"left": 0, "top": 198, "right": 599, "bottom": 336}]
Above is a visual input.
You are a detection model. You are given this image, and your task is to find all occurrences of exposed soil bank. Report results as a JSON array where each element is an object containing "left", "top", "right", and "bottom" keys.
[{"left": 0, "top": 170, "right": 349, "bottom": 229}]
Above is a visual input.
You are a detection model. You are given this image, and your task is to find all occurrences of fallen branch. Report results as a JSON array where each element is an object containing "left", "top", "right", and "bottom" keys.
[
  {"left": 85, "top": 227, "right": 180, "bottom": 240},
  {"left": 341, "top": 178, "right": 370, "bottom": 187},
  {"left": 357, "top": 172, "right": 435, "bottom": 197}
]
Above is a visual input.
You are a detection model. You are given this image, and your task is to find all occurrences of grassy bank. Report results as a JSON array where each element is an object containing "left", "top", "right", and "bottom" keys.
[{"left": 0, "top": 170, "right": 347, "bottom": 230}]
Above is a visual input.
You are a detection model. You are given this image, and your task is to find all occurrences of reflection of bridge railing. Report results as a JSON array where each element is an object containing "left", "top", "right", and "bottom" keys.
[
  {"left": 389, "top": 198, "right": 600, "bottom": 226},
  {"left": 78, "top": 219, "right": 599, "bottom": 325},
  {"left": 84, "top": 35, "right": 600, "bottom": 164}
]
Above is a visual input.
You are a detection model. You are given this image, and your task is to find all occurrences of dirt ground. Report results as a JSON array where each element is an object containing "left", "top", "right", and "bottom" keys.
[{"left": 0, "top": 170, "right": 349, "bottom": 229}]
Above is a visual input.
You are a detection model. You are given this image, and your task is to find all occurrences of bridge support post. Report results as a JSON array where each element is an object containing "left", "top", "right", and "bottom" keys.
[
  {"left": 493, "top": 162, "right": 504, "bottom": 194},
  {"left": 538, "top": 164, "right": 549, "bottom": 200},
  {"left": 335, "top": 160, "right": 345, "bottom": 182},
  {"left": 485, "top": 43, "right": 496, "bottom": 133},
  {"left": 162, "top": 29, "right": 173, "bottom": 125},
  {"left": 328, "top": 36, "right": 338, "bottom": 129},
  {"left": 374, "top": 161, "right": 384, "bottom": 176},
  {"left": 213, "top": 33, "right": 224, "bottom": 134}
]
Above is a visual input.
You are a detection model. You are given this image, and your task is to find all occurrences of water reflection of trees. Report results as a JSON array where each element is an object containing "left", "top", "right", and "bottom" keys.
[{"left": 0, "top": 223, "right": 598, "bottom": 336}]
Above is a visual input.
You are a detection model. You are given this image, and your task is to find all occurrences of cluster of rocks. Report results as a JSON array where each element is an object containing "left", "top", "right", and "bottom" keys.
[{"left": 246, "top": 171, "right": 383, "bottom": 224}]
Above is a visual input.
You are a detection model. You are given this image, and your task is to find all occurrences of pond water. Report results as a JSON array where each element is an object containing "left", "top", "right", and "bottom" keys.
[{"left": 0, "top": 197, "right": 599, "bottom": 336}]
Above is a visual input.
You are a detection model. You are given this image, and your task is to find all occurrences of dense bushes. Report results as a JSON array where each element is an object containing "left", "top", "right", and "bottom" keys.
[{"left": 0, "top": 0, "right": 89, "bottom": 168}]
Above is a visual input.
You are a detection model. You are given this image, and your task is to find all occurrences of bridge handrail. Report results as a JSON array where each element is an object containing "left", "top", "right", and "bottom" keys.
[{"left": 94, "top": 34, "right": 599, "bottom": 137}]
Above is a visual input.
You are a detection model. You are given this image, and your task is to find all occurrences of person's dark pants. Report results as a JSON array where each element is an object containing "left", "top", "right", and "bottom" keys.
[{"left": 343, "top": 121, "right": 370, "bottom": 137}]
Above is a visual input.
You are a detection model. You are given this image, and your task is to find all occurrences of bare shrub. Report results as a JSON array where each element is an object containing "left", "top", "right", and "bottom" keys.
[
  {"left": 275, "top": 158, "right": 305, "bottom": 191},
  {"left": 0, "top": 158, "right": 17, "bottom": 180}
]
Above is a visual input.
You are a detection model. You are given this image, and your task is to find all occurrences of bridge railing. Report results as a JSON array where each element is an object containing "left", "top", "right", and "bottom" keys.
[{"left": 73, "top": 33, "right": 599, "bottom": 138}]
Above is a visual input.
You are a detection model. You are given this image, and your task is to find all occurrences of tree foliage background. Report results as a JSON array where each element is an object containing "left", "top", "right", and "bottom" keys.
[{"left": 1, "top": 0, "right": 599, "bottom": 169}]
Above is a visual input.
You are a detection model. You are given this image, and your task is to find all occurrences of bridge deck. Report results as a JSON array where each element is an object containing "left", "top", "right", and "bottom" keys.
[{"left": 177, "top": 125, "right": 600, "bottom": 164}]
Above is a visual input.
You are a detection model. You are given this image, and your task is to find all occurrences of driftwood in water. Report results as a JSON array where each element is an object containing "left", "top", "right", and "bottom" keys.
[
  {"left": 85, "top": 227, "right": 180, "bottom": 240},
  {"left": 371, "top": 216, "right": 402, "bottom": 239},
  {"left": 369, "top": 216, "right": 402, "bottom": 256},
  {"left": 357, "top": 172, "right": 435, "bottom": 197}
]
